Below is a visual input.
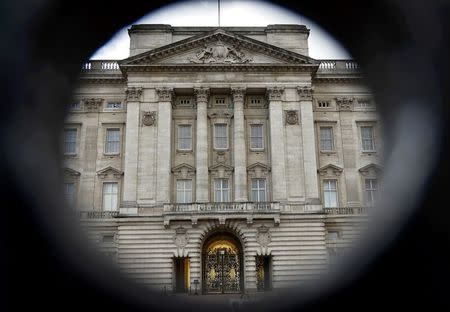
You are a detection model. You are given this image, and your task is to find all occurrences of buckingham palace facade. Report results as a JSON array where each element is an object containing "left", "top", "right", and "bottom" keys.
[{"left": 63, "top": 24, "right": 382, "bottom": 294}]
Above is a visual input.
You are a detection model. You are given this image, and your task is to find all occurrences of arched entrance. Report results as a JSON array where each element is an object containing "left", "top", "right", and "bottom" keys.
[{"left": 202, "top": 232, "right": 243, "bottom": 294}]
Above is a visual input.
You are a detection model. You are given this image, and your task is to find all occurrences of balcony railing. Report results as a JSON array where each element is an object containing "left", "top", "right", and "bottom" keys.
[
  {"left": 165, "top": 202, "right": 278, "bottom": 213},
  {"left": 323, "top": 207, "right": 368, "bottom": 215},
  {"left": 317, "top": 60, "right": 360, "bottom": 73},
  {"left": 81, "top": 60, "right": 120, "bottom": 72},
  {"left": 78, "top": 210, "right": 119, "bottom": 219}
]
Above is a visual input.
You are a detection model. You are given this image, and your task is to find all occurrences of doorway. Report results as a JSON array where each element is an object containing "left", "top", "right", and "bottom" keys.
[
  {"left": 174, "top": 257, "right": 190, "bottom": 293},
  {"left": 256, "top": 255, "right": 272, "bottom": 291},
  {"left": 202, "top": 233, "right": 243, "bottom": 294}
]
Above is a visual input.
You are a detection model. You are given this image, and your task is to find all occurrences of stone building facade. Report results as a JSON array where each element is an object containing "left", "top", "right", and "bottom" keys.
[{"left": 64, "top": 24, "right": 382, "bottom": 294}]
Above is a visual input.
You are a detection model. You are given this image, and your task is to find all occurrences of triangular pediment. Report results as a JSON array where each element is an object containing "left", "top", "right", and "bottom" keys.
[
  {"left": 97, "top": 166, "right": 123, "bottom": 179},
  {"left": 63, "top": 167, "right": 80, "bottom": 177},
  {"left": 120, "top": 29, "right": 318, "bottom": 69},
  {"left": 318, "top": 164, "right": 343, "bottom": 176},
  {"left": 247, "top": 162, "right": 270, "bottom": 171},
  {"left": 209, "top": 163, "right": 234, "bottom": 171},
  {"left": 359, "top": 163, "right": 382, "bottom": 176},
  {"left": 172, "top": 163, "right": 196, "bottom": 173}
]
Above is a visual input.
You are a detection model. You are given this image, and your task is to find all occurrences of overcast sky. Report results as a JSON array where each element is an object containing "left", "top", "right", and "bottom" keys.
[{"left": 90, "top": 0, "right": 351, "bottom": 60}]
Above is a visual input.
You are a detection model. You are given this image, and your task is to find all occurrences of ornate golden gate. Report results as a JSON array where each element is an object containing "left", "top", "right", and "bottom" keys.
[{"left": 203, "top": 236, "right": 242, "bottom": 294}]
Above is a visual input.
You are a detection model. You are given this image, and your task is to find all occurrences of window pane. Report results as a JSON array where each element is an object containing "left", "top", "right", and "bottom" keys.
[
  {"left": 106, "top": 129, "right": 120, "bottom": 154},
  {"left": 323, "top": 180, "right": 338, "bottom": 207},
  {"left": 103, "top": 182, "right": 118, "bottom": 211},
  {"left": 64, "top": 183, "right": 75, "bottom": 207},
  {"left": 214, "top": 124, "right": 227, "bottom": 148},
  {"left": 64, "top": 129, "right": 77, "bottom": 154},
  {"left": 361, "top": 126, "right": 374, "bottom": 151},
  {"left": 178, "top": 125, "right": 192, "bottom": 150},
  {"left": 250, "top": 125, "right": 264, "bottom": 149},
  {"left": 320, "top": 127, "right": 333, "bottom": 150}
]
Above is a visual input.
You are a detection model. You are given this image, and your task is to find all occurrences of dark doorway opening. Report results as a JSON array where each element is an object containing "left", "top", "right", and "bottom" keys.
[
  {"left": 256, "top": 255, "right": 272, "bottom": 291},
  {"left": 174, "top": 257, "right": 190, "bottom": 293}
]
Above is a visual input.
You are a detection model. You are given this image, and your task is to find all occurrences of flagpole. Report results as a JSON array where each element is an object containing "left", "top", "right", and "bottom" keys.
[{"left": 218, "top": 0, "right": 221, "bottom": 27}]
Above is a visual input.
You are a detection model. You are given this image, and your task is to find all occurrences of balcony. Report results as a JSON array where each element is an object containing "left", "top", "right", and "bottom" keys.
[
  {"left": 316, "top": 60, "right": 362, "bottom": 81},
  {"left": 323, "top": 206, "right": 368, "bottom": 215},
  {"left": 78, "top": 210, "right": 119, "bottom": 219}
]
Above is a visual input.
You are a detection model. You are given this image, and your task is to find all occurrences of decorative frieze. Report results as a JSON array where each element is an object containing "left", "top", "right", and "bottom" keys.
[
  {"left": 231, "top": 87, "right": 246, "bottom": 102},
  {"left": 156, "top": 87, "right": 174, "bottom": 102},
  {"left": 125, "top": 87, "right": 142, "bottom": 101},
  {"left": 285, "top": 110, "right": 299, "bottom": 125},
  {"left": 336, "top": 97, "right": 354, "bottom": 111},
  {"left": 266, "top": 87, "right": 284, "bottom": 101},
  {"left": 84, "top": 98, "right": 103, "bottom": 111},
  {"left": 142, "top": 111, "right": 157, "bottom": 126},
  {"left": 194, "top": 87, "right": 210, "bottom": 103},
  {"left": 189, "top": 40, "right": 252, "bottom": 64},
  {"left": 297, "top": 86, "right": 314, "bottom": 100}
]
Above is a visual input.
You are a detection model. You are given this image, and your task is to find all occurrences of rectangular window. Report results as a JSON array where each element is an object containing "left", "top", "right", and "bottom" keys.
[
  {"left": 361, "top": 126, "right": 375, "bottom": 151},
  {"left": 250, "top": 124, "right": 264, "bottom": 149},
  {"left": 214, "top": 124, "right": 228, "bottom": 149},
  {"left": 64, "top": 129, "right": 77, "bottom": 155},
  {"left": 103, "top": 182, "right": 118, "bottom": 211},
  {"left": 251, "top": 179, "right": 266, "bottom": 202},
  {"left": 365, "top": 178, "right": 378, "bottom": 206},
  {"left": 67, "top": 102, "right": 81, "bottom": 110},
  {"left": 323, "top": 179, "right": 338, "bottom": 208},
  {"left": 176, "top": 180, "right": 192, "bottom": 203},
  {"left": 214, "top": 179, "right": 229, "bottom": 202},
  {"left": 317, "top": 100, "right": 331, "bottom": 108},
  {"left": 178, "top": 125, "right": 192, "bottom": 150},
  {"left": 105, "top": 128, "right": 120, "bottom": 154},
  {"left": 106, "top": 101, "right": 122, "bottom": 109},
  {"left": 64, "top": 183, "right": 75, "bottom": 207},
  {"left": 320, "top": 127, "right": 334, "bottom": 151}
]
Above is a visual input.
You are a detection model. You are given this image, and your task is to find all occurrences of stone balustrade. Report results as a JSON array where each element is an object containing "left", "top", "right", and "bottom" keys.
[
  {"left": 317, "top": 60, "right": 360, "bottom": 72},
  {"left": 323, "top": 206, "right": 368, "bottom": 215},
  {"left": 81, "top": 60, "right": 120, "bottom": 71},
  {"left": 164, "top": 202, "right": 278, "bottom": 213},
  {"left": 78, "top": 210, "right": 119, "bottom": 219}
]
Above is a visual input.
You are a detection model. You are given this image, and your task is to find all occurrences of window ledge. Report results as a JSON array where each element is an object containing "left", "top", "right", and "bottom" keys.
[{"left": 320, "top": 150, "right": 336, "bottom": 155}]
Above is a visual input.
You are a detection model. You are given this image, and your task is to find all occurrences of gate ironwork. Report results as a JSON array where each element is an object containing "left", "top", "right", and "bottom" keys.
[{"left": 204, "top": 239, "right": 241, "bottom": 293}]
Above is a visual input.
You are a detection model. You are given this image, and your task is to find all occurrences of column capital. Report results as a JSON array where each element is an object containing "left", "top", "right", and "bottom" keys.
[
  {"left": 194, "top": 87, "right": 210, "bottom": 103},
  {"left": 83, "top": 98, "right": 103, "bottom": 111},
  {"left": 156, "top": 87, "right": 174, "bottom": 102},
  {"left": 297, "top": 86, "right": 314, "bottom": 100},
  {"left": 126, "top": 87, "right": 143, "bottom": 102},
  {"left": 266, "top": 86, "right": 284, "bottom": 101},
  {"left": 231, "top": 87, "right": 246, "bottom": 103}
]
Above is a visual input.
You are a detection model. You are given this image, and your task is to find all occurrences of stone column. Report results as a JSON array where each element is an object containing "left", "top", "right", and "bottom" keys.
[
  {"left": 267, "top": 87, "right": 287, "bottom": 202},
  {"left": 194, "top": 88, "right": 210, "bottom": 203},
  {"left": 298, "top": 86, "right": 319, "bottom": 201},
  {"left": 231, "top": 87, "right": 248, "bottom": 202},
  {"left": 156, "top": 87, "right": 174, "bottom": 204},
  {"left": 121, "top": 87, "right": 142, "bottom": 213}
]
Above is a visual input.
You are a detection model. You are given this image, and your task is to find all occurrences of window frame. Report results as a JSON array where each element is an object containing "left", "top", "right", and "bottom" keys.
[
  {"left": 213, "top": 123, "right": 229, "bottom": 150},
  {"left": 251, "top": 178, "right": 267, "bottom": 202},
  {"left": 250, "top": 124, "right": 264, "bottom": 150},
  {"left": 176, "top": 179, "right": 193, "bottom": 204},
  {"left": 105, "top": 100, "right": 123, "bottom": 110},
  {"left": 319, "top": 126, "right": 334, "bottom": 152},
  {"left": 360, "top": 125, "right": 376, "bottom": 152},
  {"left": 323, "top": 179, "right": 339, "bottom": 208},
  {"left": 104, "top": 127, "right": 121, "bottom": 155},
  {"left": 63, "top": 128, "right": 78, "bottom": 156},
  {"left": 365, "top": 178, "right": 378, "bottom": 206},
  {"left": 177, "top": 124, "right": 193, "bottom": 151},
  {"left": 102, "top": 182, "right": 119, "bottom": 211},
  {"left": 214, "top": 178, "right": 230, "bottom": 203}
]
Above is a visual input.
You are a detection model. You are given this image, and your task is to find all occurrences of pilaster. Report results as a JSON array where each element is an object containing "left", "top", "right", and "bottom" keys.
[
  {"left": 194, "top": 88, "right": 210, "bottom": 203},
  {"left": 298, "top": 86, "right": 319, "bottom": 202},
  {"left": 156, "top": 87, "right": 174, "bottom": 204},
  {"left": 231, "top": 87, "right": 248, "bottom": 202},
  {"left": 121, "top": 87, "right": 142, "bottom": 213},
  {"left": 267, "top": 87, "right": 287, "bottom": 202}
]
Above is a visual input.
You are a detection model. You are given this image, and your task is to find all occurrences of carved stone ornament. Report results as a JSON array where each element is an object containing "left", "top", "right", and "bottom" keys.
[
  {"left": 189, "top": 40, "right": 252, "bottom": 64},
  {"left": 194, "top": 87, "right": 210, "bottom": 103},
  {"left": 156, "top": 87, "right": 174, "bottom": 102},
  {"left": 84, "top": 98, "right": 103, "bottom": 111},
  {"left": 97, "top": 166, "right": 123, "bottom": 179},
  {"left": 266, "top": 87, "right": 284, "bottom": 101},
  {"left": 297, "top": 86, "right": 314, "bottom": 100},
  {"left": 317, "top": 164, "right": 343, "bottom": 177},
  {"left": 173, "top": 227, "right": 189, "bottom": 248},
  {"left": 172, "top": 164, "right": 196, "bottom": 179},
  {"left": 256, "top": 226, "right": 271, "bottom": 247},
  {"left": 126, "top": 87, "right": 142, "bottom": 101},
  {"left": 142, "top": 111, "right": 157, "bottom": 126},
  {"left": 285, "top": 110, "right": 299, "bottom": 125},
  {"left": 216, "top": 151, "right": 227, "bottom": 164},
  {"left": 336, "top": 97, "right": 354, "bottom": 111},
  {"left": 231, "top": 87, "right": 246, "bottom": 103}
]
